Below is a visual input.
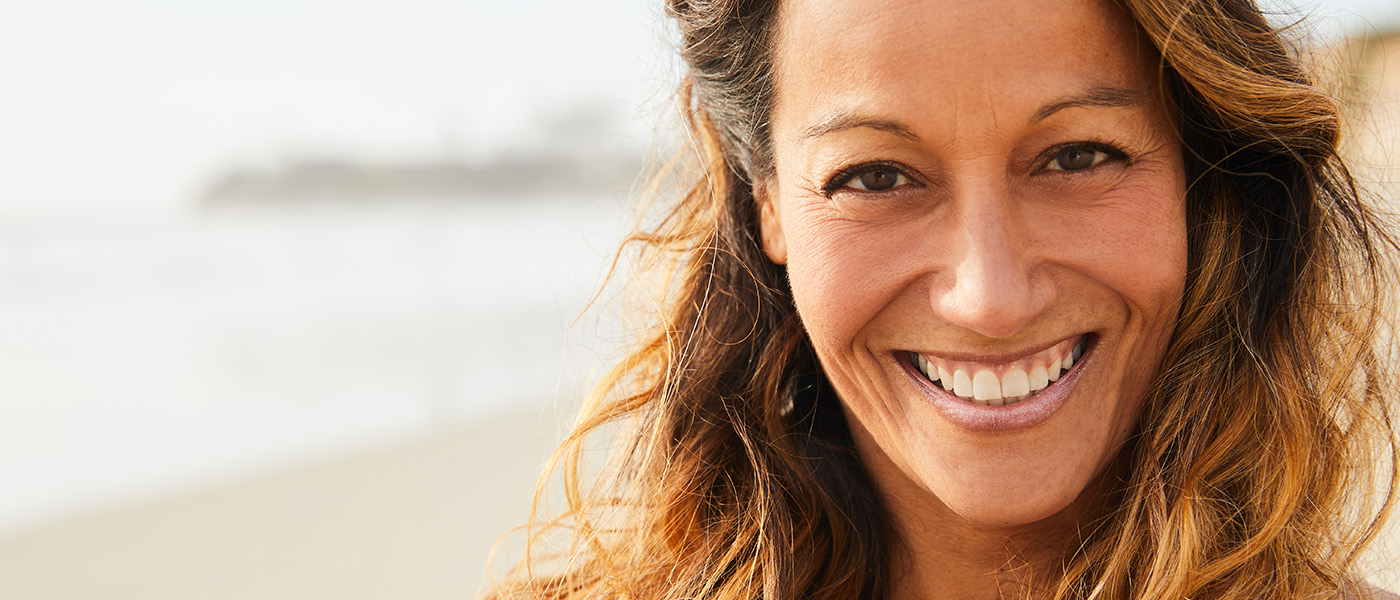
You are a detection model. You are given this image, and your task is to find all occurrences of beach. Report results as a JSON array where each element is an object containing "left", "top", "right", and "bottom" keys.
[
  {"left": 0, "top": 29, "right": 1396, "bottom": 600},
  {"left": 0, "top": 200, "right": 627, "bottom": 599},
  {"left": 0, "top": 403, "right": 572, "bottom": 599}
]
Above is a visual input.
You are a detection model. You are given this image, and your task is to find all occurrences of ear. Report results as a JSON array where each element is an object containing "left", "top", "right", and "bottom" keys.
[{"left": 754, "top": 179, "right": 788, "bottom": 265}]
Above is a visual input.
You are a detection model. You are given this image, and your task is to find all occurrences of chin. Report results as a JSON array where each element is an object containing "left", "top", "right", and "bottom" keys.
[
  {"left": 938, "top": 480, "right": 1092, "bottom": 529},
  {"left": 937, "top": 436, "right": 1133, "bottom": 531},
  {"left": 845, "top": 398, "right": 1131, "bottom": 533}
]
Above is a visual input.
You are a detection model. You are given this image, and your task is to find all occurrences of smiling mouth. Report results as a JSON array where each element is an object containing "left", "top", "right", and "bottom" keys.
[{"left": 907, "top": 335, "right": 1090, "bottom": 407}]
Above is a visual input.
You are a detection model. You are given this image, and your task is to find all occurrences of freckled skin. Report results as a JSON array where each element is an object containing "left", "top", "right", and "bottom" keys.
[{"left": 758, "top": 0, "right": 1187, "bottom": 596}]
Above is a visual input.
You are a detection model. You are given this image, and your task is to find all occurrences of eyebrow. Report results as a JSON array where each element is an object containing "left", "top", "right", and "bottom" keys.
[
  {"left": 799, "top": 113, "right": 921, "bottom": 142},
  {"left": 1031, "top": 86, "right": 1145, "bottom": 123},
  {"left": 799, "top": 86, "right": 1147, "bottom": 143}
]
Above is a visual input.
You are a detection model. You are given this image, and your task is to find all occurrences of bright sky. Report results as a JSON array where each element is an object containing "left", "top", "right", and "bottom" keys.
[
  {"left": 0, "top": 0, "right": 677, "bottom": 213},
  {"left": 0, "top": 0, "right": 1392, "bottom": 214}
]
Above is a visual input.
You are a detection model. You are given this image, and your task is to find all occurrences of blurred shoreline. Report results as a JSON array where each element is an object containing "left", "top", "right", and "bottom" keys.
[
  {"left": 200, "top": 154, "right": 646, "bottom": 207},
  {"left": 0, "top": 197, "right": 632, "bottom": 539}
]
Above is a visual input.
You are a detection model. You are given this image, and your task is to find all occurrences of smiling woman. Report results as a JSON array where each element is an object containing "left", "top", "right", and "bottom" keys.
[
  {"left": 485, "top": 0, "right": 1399, "bottom": 599},
  {"left": 757, "top": 0, "right": 1190, "bottom": 538}
]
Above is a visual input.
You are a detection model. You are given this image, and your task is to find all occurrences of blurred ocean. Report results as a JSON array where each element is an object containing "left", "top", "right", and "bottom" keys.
[{"left": 0, "top": 197, "right": 632, "bottom": 537}]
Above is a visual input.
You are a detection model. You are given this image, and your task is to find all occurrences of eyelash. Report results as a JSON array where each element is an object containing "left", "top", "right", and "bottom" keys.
[
  {"left": 820, "top": 160, "right": 910, "bottom": 195},
  {"left": 819, "top": 140, "right": 1133, "bottom": 196},
  {"left": 1036, "top": 141, "right": 1131, "bottom": 173}
]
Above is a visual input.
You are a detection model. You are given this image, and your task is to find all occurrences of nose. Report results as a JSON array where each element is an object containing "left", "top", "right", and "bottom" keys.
[{"left": 931, "top": 188, "right": 1052, "bottom": 339}]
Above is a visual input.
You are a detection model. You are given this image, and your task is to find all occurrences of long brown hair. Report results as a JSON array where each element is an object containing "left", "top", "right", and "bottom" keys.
[{"left": 487, "top": 0, "right": 1399, "bottom": 598}]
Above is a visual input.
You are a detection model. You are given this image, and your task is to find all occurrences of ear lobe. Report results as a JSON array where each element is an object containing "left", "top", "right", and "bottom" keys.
[{"left": 755, "top": 181, "right": 788, "bottom": 265}]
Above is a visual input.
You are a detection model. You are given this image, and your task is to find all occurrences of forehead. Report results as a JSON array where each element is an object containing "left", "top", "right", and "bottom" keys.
[{"left": 770, "top": 0, "right": 1161, "bottom": 143}]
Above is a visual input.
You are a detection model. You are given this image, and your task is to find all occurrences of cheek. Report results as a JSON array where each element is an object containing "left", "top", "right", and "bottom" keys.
[
  {"left": 1064, "top": 183, "right": 1188, "bottom": 422},
  {"left": 1054, "top": 181, "right": 1188, "bottom": 317},
  {"left": 781, "top": 206, "right": 919, "bottom": 348}
]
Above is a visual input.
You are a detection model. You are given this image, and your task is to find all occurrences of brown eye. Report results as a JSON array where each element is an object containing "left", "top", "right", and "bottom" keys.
[
  {"left": 1047, "top": 147, "right": 1112, "bottom": 172},
  {"left": 848, "top": 168, "right": 907, "bottom": 191}
]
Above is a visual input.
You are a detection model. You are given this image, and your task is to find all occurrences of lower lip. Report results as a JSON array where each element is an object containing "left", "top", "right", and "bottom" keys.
[{"left": 898, "top": 342, "right": 1090, "bottom": 433}]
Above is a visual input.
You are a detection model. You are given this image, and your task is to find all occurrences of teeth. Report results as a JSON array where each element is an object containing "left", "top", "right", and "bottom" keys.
[
  {"left": 953, "top": 370, "right": 974, "bottom": 398},
  {"left": 910, "top": 337, "right": 1087, "bottom": 405},
  {"left": 910, "top": 352, "right": 932, "bottom": 382},
  {"left": 1028, "top": 365, "right": 1049, "bottom": 391},
  {"left": 972, "top": 370, "right": 1001, "bottom": 403},
  {"left": 1001, "top": 368, "right": 1030, "bottom": 397}
]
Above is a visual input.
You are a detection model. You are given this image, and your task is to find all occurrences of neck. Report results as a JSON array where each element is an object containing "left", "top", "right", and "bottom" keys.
[
  {"left": 886, "top": 511, "right": 1080, "bottom": 600},
  {"left": 881, "top": 459, "right": 1127, "bottom": 600}
]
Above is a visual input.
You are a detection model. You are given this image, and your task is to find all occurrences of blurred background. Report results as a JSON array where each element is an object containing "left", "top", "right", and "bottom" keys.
[{"left": 0, "top": 0, "right": 1394, "bottom": 598}]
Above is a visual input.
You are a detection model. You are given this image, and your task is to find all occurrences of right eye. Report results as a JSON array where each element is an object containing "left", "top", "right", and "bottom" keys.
[
  {"left": 848, "top": 168, "right": 908, "bottom": 191},
  {"left": 825, "top": 163, "right": 913, "bottom": 194}
]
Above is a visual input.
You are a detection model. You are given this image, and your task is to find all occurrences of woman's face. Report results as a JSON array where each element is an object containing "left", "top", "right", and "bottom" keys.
[{"left": 761, "top": 0, "right": 1187, "bottom": 528}]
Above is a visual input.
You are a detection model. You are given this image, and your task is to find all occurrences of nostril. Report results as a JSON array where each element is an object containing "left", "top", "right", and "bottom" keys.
[{"left": 933, "top": 272, "right": 1049, "bottom": 339}]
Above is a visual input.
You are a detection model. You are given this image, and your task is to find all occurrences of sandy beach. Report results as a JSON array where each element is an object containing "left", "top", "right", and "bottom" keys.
[{"left": 0, "top": 403, "right": 572, "bottom": 600}]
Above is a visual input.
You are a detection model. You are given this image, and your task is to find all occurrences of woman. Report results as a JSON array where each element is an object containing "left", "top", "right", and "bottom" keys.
[{"left": 490, "top": 0, "right": 1399, "bottom": 598}]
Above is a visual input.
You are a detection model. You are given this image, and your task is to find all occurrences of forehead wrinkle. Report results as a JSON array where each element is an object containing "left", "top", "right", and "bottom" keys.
[{"left": 984, "top": 85, "right": 1003, "bottom": 136}]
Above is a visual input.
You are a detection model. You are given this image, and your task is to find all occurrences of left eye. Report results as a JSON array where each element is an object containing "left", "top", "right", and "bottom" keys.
[
  {"left": 846, "top": 168, "right": 909, "bottom": 191},
  {"left": 1045, "top": 146, "right": 1121, "bottom": 172}
]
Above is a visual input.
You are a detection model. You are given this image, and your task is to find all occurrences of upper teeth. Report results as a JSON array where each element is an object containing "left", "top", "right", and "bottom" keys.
[{"left": 910, "top": 337, "right": 1086, "bottom": 407}]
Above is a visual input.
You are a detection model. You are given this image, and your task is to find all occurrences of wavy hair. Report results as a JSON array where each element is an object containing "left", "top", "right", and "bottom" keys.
[{"left": 486, "top": 0, "right": 1399, "bottom": 598}]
